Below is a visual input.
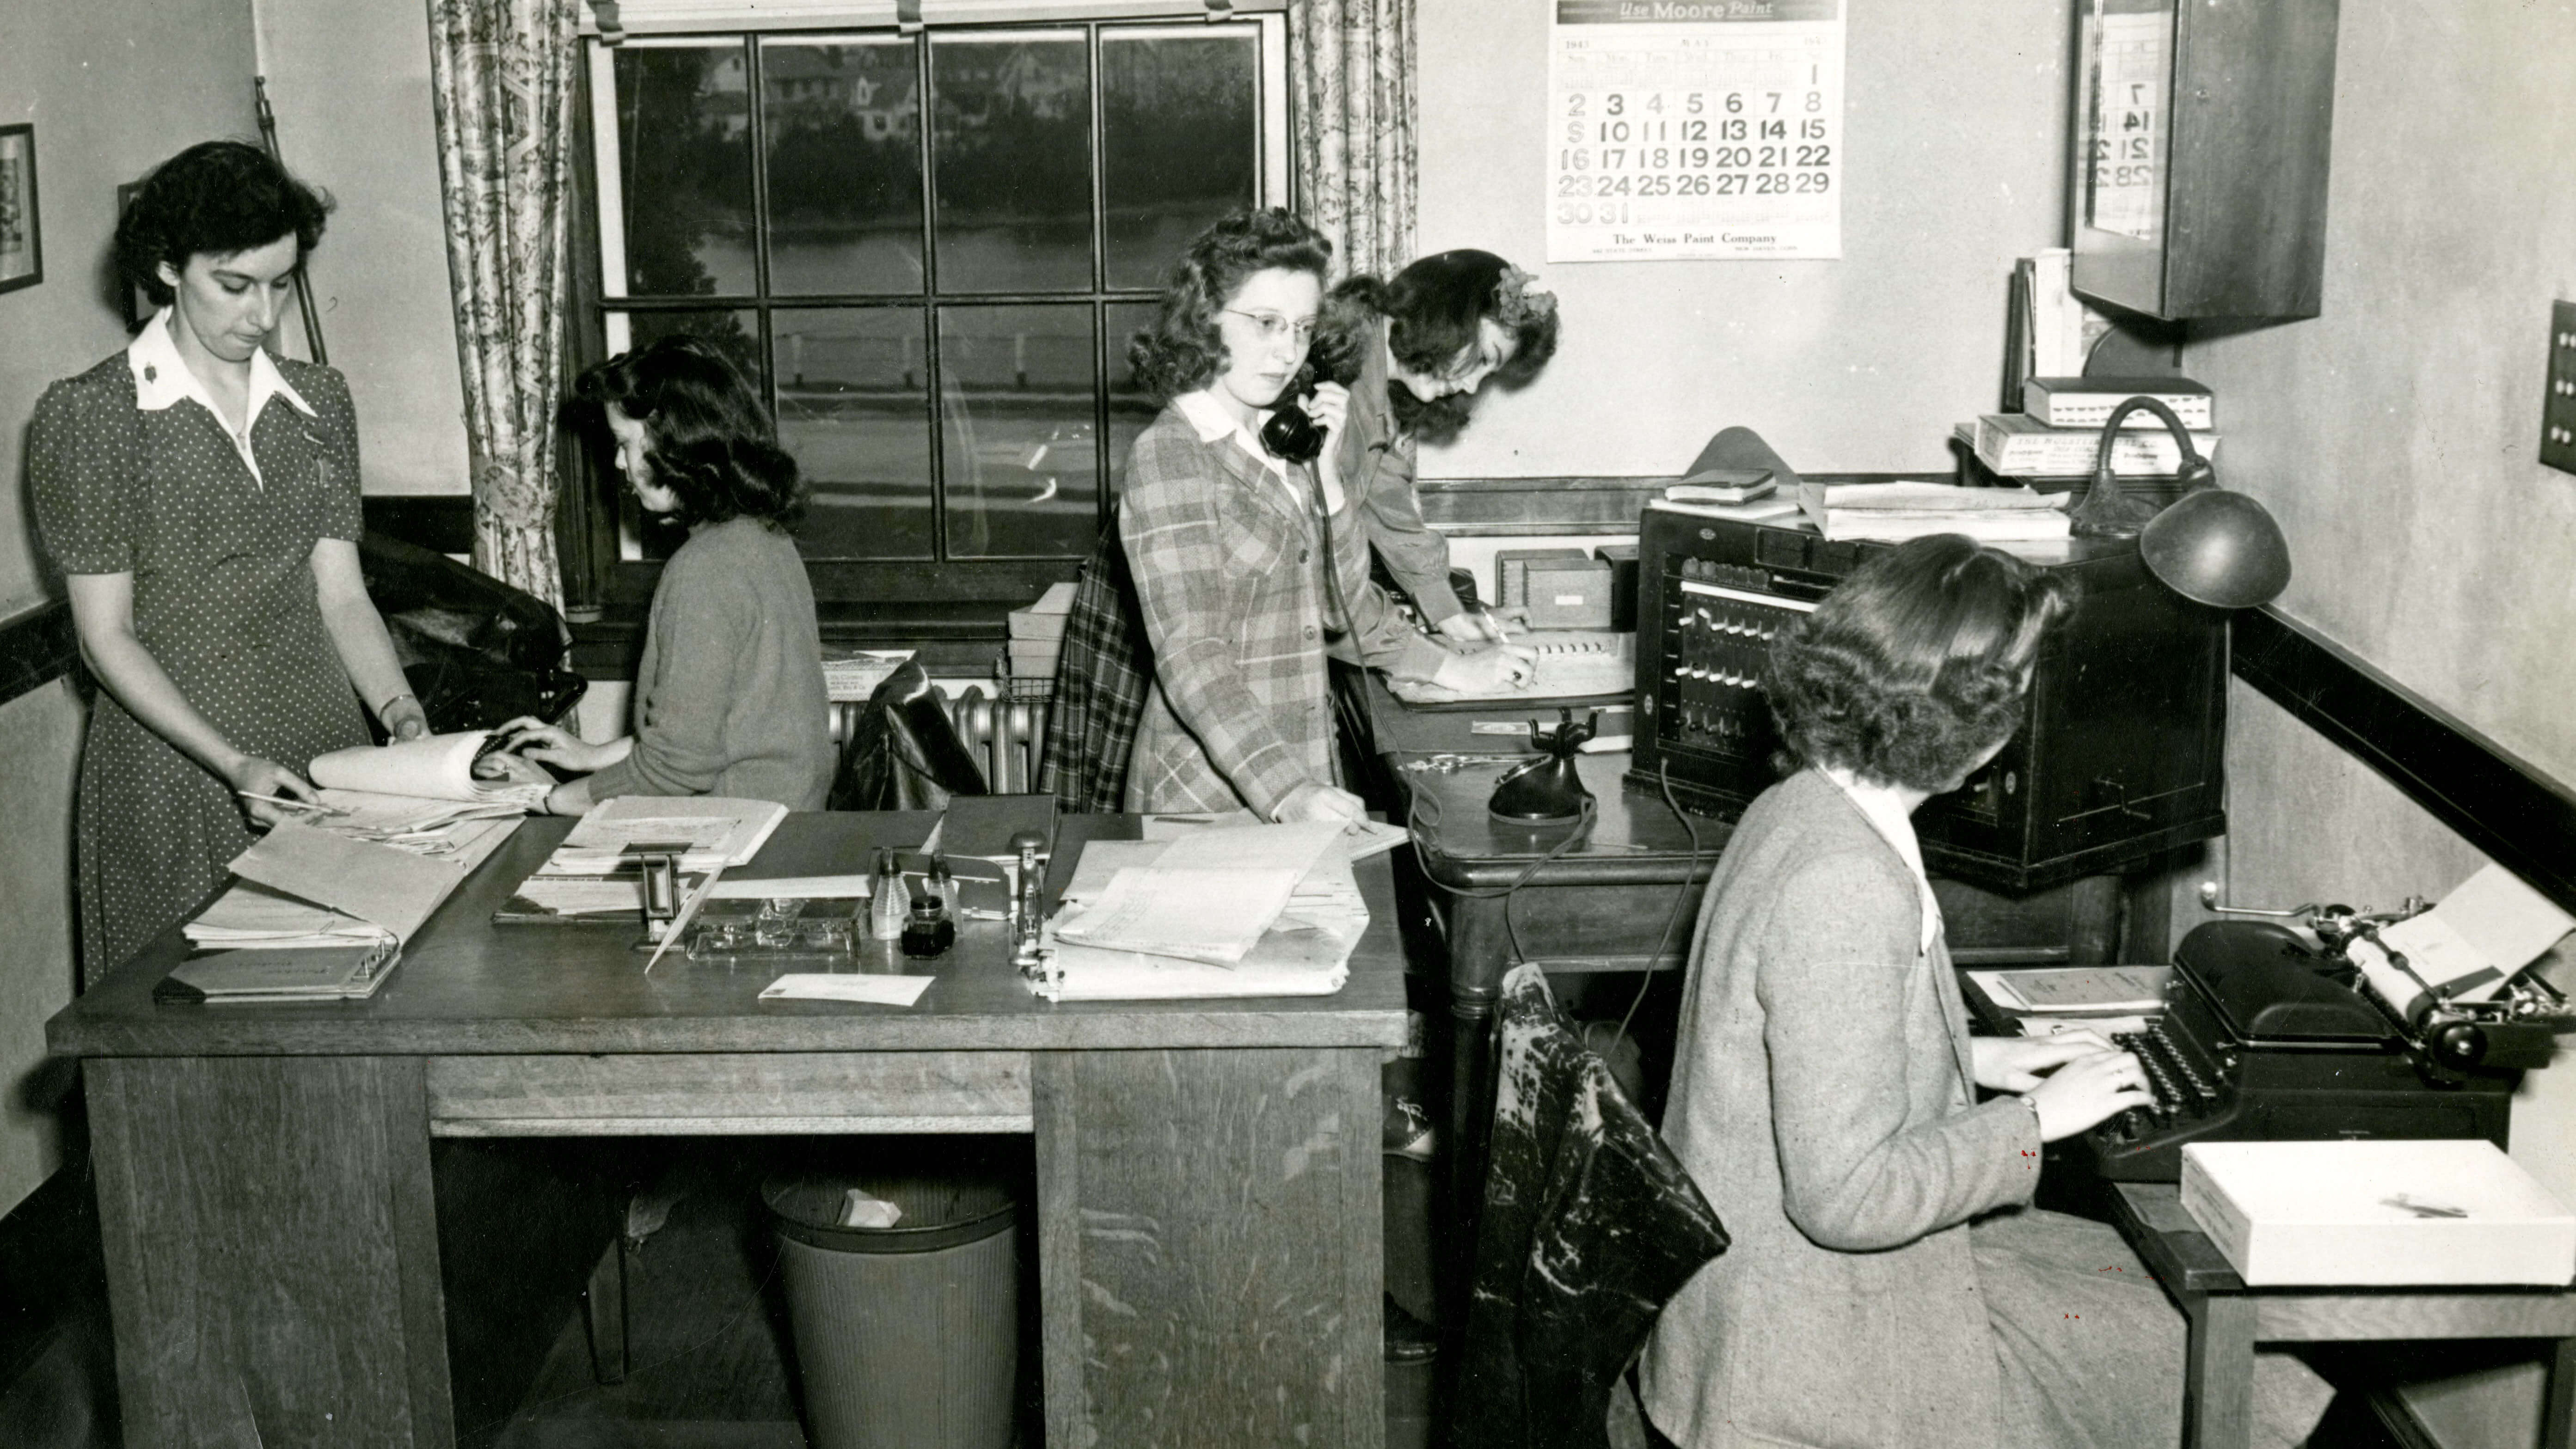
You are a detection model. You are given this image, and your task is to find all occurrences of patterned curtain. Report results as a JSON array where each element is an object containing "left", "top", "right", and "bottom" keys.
[
  {"left": 425, "top": 0, "right": 581, "bottom": 608},
  {"left": 1290, "top": 0, "right": 1417, "bottom": 280}
]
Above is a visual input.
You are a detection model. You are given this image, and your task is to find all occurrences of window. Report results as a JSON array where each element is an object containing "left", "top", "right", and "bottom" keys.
[{"left": 574, "top": 10, "right": 1289, "bottom": 614}]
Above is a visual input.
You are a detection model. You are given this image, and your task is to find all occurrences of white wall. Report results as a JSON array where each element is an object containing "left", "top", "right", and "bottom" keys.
[
  {"left": 1413, "top": 0, "right": 2074, "bottom": 481},
  {"left": 254, "top": 0, "right": 474, "bottom": 497}
]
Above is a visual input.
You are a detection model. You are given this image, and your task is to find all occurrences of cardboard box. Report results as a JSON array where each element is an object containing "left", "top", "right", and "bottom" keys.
[
  {"left": 1522, "top": 557, "right": 1614, "bottom": 630},
  {"left": 2180, "top": 1140, "right": 2576, "bottom": 1286},
  {"left": 1495, "top": 548, "right": 1589, "bottom": 609}
]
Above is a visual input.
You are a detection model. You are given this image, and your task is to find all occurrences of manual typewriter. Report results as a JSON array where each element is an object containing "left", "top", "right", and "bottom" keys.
[{"left": 2081, "top": 893, "right": 2574, "bottom": 1182}]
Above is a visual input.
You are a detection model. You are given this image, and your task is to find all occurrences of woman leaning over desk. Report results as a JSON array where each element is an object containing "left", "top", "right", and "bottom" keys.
[
  {"left": 1637, "top": 536, "right": 2332, "bottom": 1449},
  {"left": 1119, "top": 209, "right": 1532, "bottom": 822},
  {"left": 31, "top": 141, "right": 427, "bottom": 986},
  {"left": 1311, "top": 249, "right": 1558, "bottom": 641}
]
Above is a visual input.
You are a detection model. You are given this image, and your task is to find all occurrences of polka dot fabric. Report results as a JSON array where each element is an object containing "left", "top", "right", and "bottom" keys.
[{"left": 30, "top": 353, "right": 373, "bottom": 985}]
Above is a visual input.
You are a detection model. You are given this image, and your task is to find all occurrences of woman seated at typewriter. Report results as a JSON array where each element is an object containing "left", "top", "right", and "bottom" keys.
[
  {"left": 1311, "top": 250, "right": 1557, "bottom": 640},
  {"left": 495, "top": 335, "right": 832, "bottom": 814},
  {"left": 1638, "top": 535, "right": 2331, "bottom": 1449},
  {"left": 1119, "top": 209, "right": 1531, "bottom": 822}
]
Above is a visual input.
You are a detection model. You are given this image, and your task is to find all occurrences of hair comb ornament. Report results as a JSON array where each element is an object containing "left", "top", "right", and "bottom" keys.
[{"left": 1494, "top": 266, "right": 1557, "bottom": 328}]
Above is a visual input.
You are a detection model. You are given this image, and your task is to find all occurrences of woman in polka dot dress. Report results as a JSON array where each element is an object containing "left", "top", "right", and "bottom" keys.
[{"left": 30, "top": 141, "right": 429, "bottom": 985}]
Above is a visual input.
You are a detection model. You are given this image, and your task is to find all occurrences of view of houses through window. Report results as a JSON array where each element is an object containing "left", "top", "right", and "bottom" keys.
[{"left": 587, "top": 19, "right": 1288, "bottom": 568}]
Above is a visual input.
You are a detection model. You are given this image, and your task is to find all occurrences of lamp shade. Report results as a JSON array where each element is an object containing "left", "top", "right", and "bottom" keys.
[{"left": 2140, "top": 487, "right": 2293, "bottom": 609}]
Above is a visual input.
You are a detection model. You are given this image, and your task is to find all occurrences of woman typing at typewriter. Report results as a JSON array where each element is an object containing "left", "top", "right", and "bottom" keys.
[{"left": 1638, "top": 536, "right": 2331, "bottom": 1449}]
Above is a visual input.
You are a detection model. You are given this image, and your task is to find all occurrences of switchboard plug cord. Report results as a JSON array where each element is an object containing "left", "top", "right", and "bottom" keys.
[{"left": 1605, "top": 758, "right": 1708, "bottom": 1058}]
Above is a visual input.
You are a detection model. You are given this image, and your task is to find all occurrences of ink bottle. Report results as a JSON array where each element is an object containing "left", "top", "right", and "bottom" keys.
[{"left": 900, "top": 896, "right": 955, "bottom": 959}]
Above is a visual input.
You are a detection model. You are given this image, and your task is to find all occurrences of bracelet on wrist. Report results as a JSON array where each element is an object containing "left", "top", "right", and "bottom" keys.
[{"left": 378, "top": 691, "right": 418, "bottom": 716}]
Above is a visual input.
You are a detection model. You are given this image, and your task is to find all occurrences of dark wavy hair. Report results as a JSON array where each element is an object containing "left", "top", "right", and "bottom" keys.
[
  {"left": 1127, "top": 208, "right": 1332, "bottom": 402},
  {"left": 1314, "top": 249, "right": 1561, "bottom": 444},
  {"left": 117, "top": 141, "right": 332, "bottom": 310},
  {"left": 1764, "top": 535, "right": 2074, "bottom": 792},
  {"left": 574, "top": 334, "right": 805, "bottom": 530}
]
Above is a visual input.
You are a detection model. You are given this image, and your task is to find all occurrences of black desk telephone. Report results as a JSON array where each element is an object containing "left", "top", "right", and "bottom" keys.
[{"left": 2080, "top": 904, "right": 2573, "bottom": 1182}]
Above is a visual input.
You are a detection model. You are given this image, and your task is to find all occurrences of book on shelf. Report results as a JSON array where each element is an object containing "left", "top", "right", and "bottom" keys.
[
  {"left": 2023, "top": 375, "right": 2214, "bottom": 431},
  {"left": 1665, "top": 466, "right": 1776, "bottom": 504},
  {"left": 1795, "top": 480, "right": 2072, "bottom": 544},
  {"left": 1950, "top": 426, "right": 2193, "bottom": 511},
  {"left": 1975, "top": 411, "right": 2218, "bottom": 477}
]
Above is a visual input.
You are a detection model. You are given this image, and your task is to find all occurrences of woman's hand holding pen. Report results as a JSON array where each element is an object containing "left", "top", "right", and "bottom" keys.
[
  {"left": 1436, "top": 608, "right": 1512, "bottom": 645},
  {"left": 1432, "top": 640, "right": 1541, "bottom": 693},
  {"left": 224, "top": 755, "right": 321, "bottom": 827},
  {"left": 1973, "top": 1033, "right": 2155, "bottom": 1142}
]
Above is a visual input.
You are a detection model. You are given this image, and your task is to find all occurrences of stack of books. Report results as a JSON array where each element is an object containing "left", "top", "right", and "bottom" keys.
[
  {"left": 1007, "top": 580, "right": 1076, "bottom": 681},
  {"left": 1795, "top": 480, "right": 2072, "bottom": 545},
  {"left": 1959, "top": 376, "right": 2219, "bottom": 509}
]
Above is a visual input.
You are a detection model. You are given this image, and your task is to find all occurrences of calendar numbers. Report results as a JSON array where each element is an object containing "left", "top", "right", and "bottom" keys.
[{"left": 1548, "top": 5, "right": 1846, "bottom": 263}]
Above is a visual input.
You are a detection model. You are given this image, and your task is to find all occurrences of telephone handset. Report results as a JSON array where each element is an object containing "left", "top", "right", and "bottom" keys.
[{"left": 1261, "top": 367, "right": 1328, "bottom": 466}]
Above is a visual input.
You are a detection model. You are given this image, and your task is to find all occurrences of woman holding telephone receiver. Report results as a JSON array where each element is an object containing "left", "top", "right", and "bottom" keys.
[{"left": 1117, "top": 209, "right": 1532, "bottom": 822}]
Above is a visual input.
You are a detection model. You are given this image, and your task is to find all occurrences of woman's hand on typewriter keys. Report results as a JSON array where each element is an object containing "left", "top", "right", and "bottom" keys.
[
  {"left": 1972, "top": 1031, "right": 2115, "bottom": 1092},
  {"left": 2019, "top": 1047, "right": 2155, "bottom": 1143}
]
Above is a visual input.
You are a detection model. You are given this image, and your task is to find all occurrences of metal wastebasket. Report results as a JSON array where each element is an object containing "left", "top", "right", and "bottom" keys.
[{"left": 763, "top": 1167, "right": 1020, "bottom": 1449}]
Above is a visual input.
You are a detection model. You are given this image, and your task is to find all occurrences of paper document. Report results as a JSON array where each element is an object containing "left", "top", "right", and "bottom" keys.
[
  {"left": 227, "top": 820, "right": 470, "bottom": 944},
  {"left": 760, "top": 973, "right": 936, "bottom": 1007},
  {"left": 1967, "top": 966, "right": 2170, "bottom": 1014},
  {"left": 2363, "top": 864, "right": 2576, "bottom": 1011},
  {"left": 707, "top": 874, "right": 873, "bottom": 900},
  {"left": 309, "top": 732, "right": 551, "bottom": 809},
  {"left": 547, "top": 796, "right": 789, "bottom": 874},
  {"left": 510, "top": 876, "right": 649, "bottom": 916},
  {"left": 1053, "top": 866, "right": 1301, "bottom": 966},
  {"left": 188, "top": 881, "right": 390, "bottom": 949},
  {"left": 1040, "top": 828, "right": 1371, "bottom": 999}
]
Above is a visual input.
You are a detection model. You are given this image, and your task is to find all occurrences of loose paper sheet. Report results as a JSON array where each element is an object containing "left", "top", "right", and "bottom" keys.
[{"left": 759, "top": 973, "right": 936, "bottom": 1007}]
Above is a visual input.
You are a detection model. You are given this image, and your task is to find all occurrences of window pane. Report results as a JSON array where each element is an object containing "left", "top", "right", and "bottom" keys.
[
  {"left": 614, "top": 43, "right": 755, "bottom": 297},
  {"left": 608, "top": 310, "right": 763, "bottom": 559},
  {"left": 1101, "top": 32, "right": 1258, "bottom": 291},
  {"left": 931, "top": 36, "right": 1093, "bottom": 293},
  {"left": 939, "top": 304, "right": 1096, "bottom": 558},
  {"left": 762, "top": 38, "right": 923, "bottom": 296},
  {"left": 776, "top": 307, "right": 935, "bottom": 560},
  {"left": 1104, "top": 300, "right": 1160, "bottom": 501}
]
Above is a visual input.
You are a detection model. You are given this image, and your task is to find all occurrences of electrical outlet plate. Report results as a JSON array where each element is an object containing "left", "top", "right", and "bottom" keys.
[{"left": 2545, "top": 300, "right": 2576, "bottom": 476}]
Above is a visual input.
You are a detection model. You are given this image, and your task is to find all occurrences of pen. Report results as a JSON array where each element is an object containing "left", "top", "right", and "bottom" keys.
[
  {"left": 1476, "top": 603, "right": 1516, "bottom": 643},
  {"left": 236, "top": 791, "right": 343, "bottom": 817}
]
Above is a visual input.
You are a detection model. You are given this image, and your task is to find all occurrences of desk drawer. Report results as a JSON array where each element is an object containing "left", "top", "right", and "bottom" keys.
[{"left": 428, "top": 1052, "right": 1033, "bottom": 1136}]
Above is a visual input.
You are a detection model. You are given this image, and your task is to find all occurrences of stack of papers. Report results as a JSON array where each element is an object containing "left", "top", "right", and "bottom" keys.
[
  {"left": 311, "top": 732, "right": 552, "bottom": 811},
  {"left": 540, "top": 796, "right": 790, "bottom": 875},
  {"left": 1038, "top": 821, "right": 1370, "bottom": 1000},
  {"left": 1797, "top": 481, "right": 2073, "bottom": 544},
  {"left": 188, "top": 881, "right": 397, "bottom": 951}
]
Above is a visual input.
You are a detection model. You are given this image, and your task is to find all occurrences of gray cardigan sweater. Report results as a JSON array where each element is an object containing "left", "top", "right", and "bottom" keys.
[
  {"left": 1640, "top": 768, "right": 2043, "bottom": 1449},
  {"left": 585, "top": 516, "right": 833, "bottom": 811}
]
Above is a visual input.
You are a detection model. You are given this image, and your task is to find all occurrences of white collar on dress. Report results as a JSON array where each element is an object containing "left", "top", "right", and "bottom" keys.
[
  {"left": 1819, "top": 764, "right": 1944, "bottom": 957},
  {"left": 127, "top": 307, "right": 314, "bottom": 424}
]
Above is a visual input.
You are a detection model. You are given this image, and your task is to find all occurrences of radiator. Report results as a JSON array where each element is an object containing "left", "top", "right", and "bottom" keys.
[{"left": 824, "top": 685, "right": 1051, "bottom": 795}]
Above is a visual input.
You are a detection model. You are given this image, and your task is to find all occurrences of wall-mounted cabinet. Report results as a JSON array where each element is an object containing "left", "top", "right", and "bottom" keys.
[{"left": 2072, "top": 0, "right": 2341, "bottom": 321}]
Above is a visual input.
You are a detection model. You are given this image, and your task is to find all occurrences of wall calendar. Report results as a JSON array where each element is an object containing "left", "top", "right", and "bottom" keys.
[{"left": 1547, "top": 0, "right": 1846, "bottom": 263}]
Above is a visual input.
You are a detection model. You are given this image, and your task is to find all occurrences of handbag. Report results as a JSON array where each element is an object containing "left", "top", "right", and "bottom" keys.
[{"left": 828, "top": 659, "right": 990, "bottom": 811}]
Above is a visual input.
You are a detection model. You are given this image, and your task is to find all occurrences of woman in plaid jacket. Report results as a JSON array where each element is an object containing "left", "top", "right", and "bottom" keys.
[{"left": 1119, "top": 210, "right": 1533, "bottom": 821}]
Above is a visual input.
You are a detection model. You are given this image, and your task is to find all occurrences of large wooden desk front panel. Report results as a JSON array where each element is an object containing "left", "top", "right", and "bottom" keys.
[{"left": 50, "top": 814, "right": 1405, "bottom": 1449}]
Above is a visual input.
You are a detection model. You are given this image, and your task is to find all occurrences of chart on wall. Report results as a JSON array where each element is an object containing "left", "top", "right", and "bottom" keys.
[{"left": 1547, "top": 0, "right": 1846, "bottom": 263}]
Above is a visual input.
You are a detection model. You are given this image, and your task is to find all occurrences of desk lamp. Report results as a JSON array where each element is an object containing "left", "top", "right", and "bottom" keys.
[{"left": 2066, "top": 395, "right": 2294, "bottom": 610}]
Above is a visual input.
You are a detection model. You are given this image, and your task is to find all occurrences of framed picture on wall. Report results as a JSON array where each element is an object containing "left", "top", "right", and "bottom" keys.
[{"left": 0, "top": 124, "right": 38, "bottom": 294}]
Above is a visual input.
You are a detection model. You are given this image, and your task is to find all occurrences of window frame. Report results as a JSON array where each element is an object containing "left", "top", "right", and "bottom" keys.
[{"left": 557, "top": 8, "right": 1292, "bottom": 639}]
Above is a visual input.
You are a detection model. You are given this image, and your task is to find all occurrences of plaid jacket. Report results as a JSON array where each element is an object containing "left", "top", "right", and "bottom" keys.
[
  {"left": 1037, "top": 520, "right": 1152, "bottom": 814},
  {"left": 1118, "top": 395, "right": 1447, "bottom": 816}
]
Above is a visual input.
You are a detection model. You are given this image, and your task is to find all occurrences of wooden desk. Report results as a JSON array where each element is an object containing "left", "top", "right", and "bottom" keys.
[
  {"left": 48, "top": 813, "right": 1405, "bottom": 1449},
  {"left": 2108, "top": 1183, "right": 2576, "bottom": 1449}
]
